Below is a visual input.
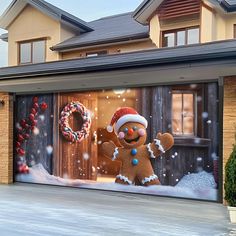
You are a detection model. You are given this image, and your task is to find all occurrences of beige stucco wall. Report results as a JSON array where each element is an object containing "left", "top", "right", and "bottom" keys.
[
  {"left": 61, "top": 40, "right": 155, "bottom": 60},
  {"left": 7, "top": 5, "right": 65, "bottom": 66},
  {"left": 201, "top": 5, "right": 215, "bottom": 42}
]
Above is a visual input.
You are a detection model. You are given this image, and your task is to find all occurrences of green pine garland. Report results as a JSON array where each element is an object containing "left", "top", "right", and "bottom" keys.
[{"left": 225, "top": 141, "right": 236, "bottom": 207}]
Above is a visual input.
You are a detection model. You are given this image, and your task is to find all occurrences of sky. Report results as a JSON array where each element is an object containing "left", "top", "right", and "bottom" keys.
[{"left": 0, "top": 0, "right": 143, "bottom": 67}]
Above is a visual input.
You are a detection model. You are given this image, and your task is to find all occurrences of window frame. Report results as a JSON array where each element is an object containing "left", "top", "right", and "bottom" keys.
[
  {"left": 161, "top": 26, "right": 200, "bottom": 48},
  {"left": 18, "top": 38, "right": 46, "bottom": 65},
  {"left": 86, "top": 50, "right": 108, "bottom": 58},
  {"left": 171, "top": 90, "right": 197, "bottom": 137}
]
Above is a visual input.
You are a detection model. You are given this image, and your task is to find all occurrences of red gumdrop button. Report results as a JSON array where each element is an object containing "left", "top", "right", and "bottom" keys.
[
  {"left": 33, "top": 96, "right": 38, "bottom": 103},
  {"left": 31, "top": 108, "right": 37, "bottom": 115},
  {"left": 18, "top": 134, "right": 24, "bottom": 142},
  {"left": 127, "top": 128, "right": 134, "bottom": 136},
  {"left": 40, "top": 102, "right": 48, "bottom": 112}
]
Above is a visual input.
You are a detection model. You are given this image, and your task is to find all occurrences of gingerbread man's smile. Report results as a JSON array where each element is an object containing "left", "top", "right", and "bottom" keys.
[{"left": 124, "top": 136, "right": 140, "bottom": 144}]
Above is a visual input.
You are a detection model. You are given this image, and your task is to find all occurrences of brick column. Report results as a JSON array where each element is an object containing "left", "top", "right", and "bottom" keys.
[
  {"left": 0, "top": 93, "right": 13, "bottom": 184},
  {"left": 223, "top": 77, "right": 236, "bottom": 202}
]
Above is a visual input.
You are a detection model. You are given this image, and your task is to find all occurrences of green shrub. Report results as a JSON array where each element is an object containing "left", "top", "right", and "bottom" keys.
[{"left": 225, "top": 142, "right": 236, "bottom": 207}]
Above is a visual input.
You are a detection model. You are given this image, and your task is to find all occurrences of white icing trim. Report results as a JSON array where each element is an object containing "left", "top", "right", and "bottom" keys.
[
  {"left": 112, "top": 147, "right": 119, "bottom": 161},
  {"left": 142, "top": 174, "right": 158, "bottom": 185},
  {"left": 154, "top": 139, "right": 165, "bottom": 153},
  {"left": 114, "top": 114, "right": 148, "bottom": 133},
  {"left": 116, "top": 174, "right": 132, "bottom": 185},
  {"left": 147, "top": 143, "right": 156, "bottom": 159}
]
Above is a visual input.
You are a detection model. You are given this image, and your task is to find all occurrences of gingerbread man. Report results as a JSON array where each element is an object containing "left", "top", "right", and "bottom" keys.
[{"left": 102, "top": 107, "right": 174, "bottom": 186}]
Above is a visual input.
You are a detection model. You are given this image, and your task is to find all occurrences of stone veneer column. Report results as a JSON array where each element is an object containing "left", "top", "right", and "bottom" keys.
[
  {"left": 223, "top": 77, "right": 236, "bottom": 202},
  {"left": 0, "top": 93, "right": 13, "bottom": 184}
]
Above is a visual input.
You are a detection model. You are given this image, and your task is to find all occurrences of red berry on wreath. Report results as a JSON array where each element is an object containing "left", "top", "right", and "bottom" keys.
[
  {"left": 18, "top": 134, "right": 24, "bottom": 142},
  {"left": 33, "top": 96, "right": 38, "bottom": 103},
  {"left": 40, "top": 102, "right": 48, "bottom": 112},
  {"left": 31, "top": 108, "right": 37, "bottom": 115},
  {"left": 23, "top": 165, "right": 29, "bottom": 174},
  {"left": 33, "top": 103, "right": 39, "bottom": 110}
]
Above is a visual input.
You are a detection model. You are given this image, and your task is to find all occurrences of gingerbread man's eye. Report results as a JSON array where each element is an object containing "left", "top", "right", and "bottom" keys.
[
  {"left": 124, "top": 128, "right": 128, "bottom": 133},
  {"left": 133, "top": 126, "right": 137, "bottom": 131}
]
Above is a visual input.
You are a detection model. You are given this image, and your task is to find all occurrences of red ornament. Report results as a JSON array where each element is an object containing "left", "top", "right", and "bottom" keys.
[
  {"left": 29, "top": 113, "right": 35, "bottom": 121},
  {"left": 18, "top": 164, "right": 29, "bottom": 174},
  {"left": 20, "top": 119, "right": 27, "bottom": 128},
  {"left": 25, "top": 124, "right": 30, "bottom": 130},
  {"left": 33, "top": 96, "right": 38, "bottom": 103},
  {"left": 17, "top": 134, "right": 24, "bottom": 142},
  {"left": 17, "top": 127, "right": 23, "bottom": 133},
  {"left": 17, "top": 148, "right": 25, "bottom": 156},
  {"left": 31, "top": 108, "right": 37, "bottom": 115},
  {"left": 33, "top": 103, "right": 39, "bottom": 110},
  {"left": 30, "top": 120, "right": 37, "bottom": 126},
  {"left": 24, "top": 133, "right": 30, "bottom": 140},
  {"left": 40, "top": 102, "right": 48, "bottom": 112},
  {"left": 16, "top": 141, "right": 21, "bottom": 148}
]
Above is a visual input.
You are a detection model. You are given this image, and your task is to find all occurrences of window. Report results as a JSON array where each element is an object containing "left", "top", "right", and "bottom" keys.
[
  {"left": 172, "top": 91, "right": 196, "bottom": 136},
  {"left": 19, "top": 40, "right": 46, "bottom": 65},
  {"left": 86, "top": 51, "right": 107, "bottom": 57},
  {"left": 162, "top": 27, "right": 200, "bottom": 47},
  {"left": 234, "top": 24, "right": 236, "bottom": 39}
]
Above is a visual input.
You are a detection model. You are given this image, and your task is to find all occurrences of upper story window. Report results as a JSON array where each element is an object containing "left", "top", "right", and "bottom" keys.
[
  {"left": 162, "top": 27, "right": 200, "bottom": 48},
  {"left": 86, "top": 51, "right": 107, "bottom": 57},
  {"left": 172, "top": 91, "right": 196, "bottom": 136},
  {"left": 19, "top": 39, "right": 46, "bottom": 65}
]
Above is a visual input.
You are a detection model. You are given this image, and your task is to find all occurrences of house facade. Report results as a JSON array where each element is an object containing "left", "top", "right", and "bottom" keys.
[{"left": 0, "top": 0, "right": 236, "bottom": 203}]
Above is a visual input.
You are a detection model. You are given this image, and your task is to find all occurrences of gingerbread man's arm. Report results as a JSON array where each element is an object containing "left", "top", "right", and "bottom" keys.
[
  {"left": 146, "top": 132, "right": 174, "bottom": 159},
  {"left": 102, "top": 141, "right": 123, "bottom": 161}
]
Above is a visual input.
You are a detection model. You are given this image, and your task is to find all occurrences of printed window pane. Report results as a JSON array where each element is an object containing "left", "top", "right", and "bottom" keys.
[
  {"left": 163, "top": 33, "right": 175, "bottom": 47},
  {"left": 183, "top": 94, "right": 194, "bottom": 135},
  {"left": 32, "top": 41, "right": 45, "bottom": 63},
  {"left": 177, "top": 30, "right": 185, "bottom": 46},
  {"left": 20, "top": 43, "right": 31, "bottom": 64},
  {"left": 187, "top": 28, "right": 199, "bottom": 44},
  {"left": 172, "top": 94, "right": 183, "bottom": 135},
  {"left": 172, "top": 92, "right": 195, "bottom": 135}
]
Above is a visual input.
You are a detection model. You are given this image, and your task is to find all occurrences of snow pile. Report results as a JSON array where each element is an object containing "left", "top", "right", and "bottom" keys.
[{"left": 16, "top": 164, "right": 218, "bottom": 201}]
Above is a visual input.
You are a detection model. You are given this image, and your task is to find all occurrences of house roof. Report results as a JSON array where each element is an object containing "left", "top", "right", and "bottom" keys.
[
  {"left": 0, "top": 0, "right": 93, "bottom": 32},
  {"left": 133, "top": 0, "right": 236, "bottom": 25},
  {"left": 1, "top": 39, "right": 236, "bottom": 79},
  {"left": 51, "top": 13, "right": 149, "bottom": 52}
]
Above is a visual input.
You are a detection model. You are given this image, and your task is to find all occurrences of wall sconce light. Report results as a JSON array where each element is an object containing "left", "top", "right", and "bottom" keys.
[{"left": 0, "top": 100, "right": 5, "bottom": 106}]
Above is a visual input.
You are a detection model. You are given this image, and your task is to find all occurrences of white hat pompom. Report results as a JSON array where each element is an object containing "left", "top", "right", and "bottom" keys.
[{"left": 107, "top": 125, "right": 113, "bottom": 133}]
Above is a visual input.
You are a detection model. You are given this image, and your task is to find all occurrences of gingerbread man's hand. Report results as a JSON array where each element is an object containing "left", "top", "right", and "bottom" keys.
[
  {"left": 102, "top": 141, "right": 121, "bottom": 161},
  {"left": 156, "top": 132, "right": 174, "bottom": 152},
  {"left": 147, "top": 132, "right": 174, "bottom": 159}
]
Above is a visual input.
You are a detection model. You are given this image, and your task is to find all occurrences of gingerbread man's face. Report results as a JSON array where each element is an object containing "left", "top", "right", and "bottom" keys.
[{"left": 117, "top": 122, "right": 147, "bottom": 149}]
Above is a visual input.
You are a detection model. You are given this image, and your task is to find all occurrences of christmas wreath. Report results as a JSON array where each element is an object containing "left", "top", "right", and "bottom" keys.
[{"left": 59, "top": 101, "right": 91, "bottom": 143}]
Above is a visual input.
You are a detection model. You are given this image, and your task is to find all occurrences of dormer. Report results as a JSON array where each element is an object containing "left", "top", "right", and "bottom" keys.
[
  {"left": 133, "top": 0, "right": 236, "bottom": 48},
  {"left": 0, "top": 0, "right": 93, "bottom": 66}
]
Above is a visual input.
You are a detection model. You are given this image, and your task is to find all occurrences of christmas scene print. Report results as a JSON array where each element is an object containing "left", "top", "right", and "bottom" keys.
[{"left": 15, "top": 84, "right": 220, "bottom": 201}]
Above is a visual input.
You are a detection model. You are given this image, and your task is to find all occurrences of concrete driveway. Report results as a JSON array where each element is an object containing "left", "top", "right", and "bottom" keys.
[{"left": 0, "top": 183, "right": 235, "bottom": 236}]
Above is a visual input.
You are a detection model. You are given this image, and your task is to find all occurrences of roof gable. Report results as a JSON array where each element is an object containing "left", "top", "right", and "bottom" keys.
[
  {"left": 133, "top": 0, "right": 236, "bottom": 25},
  {"left": 0, "top": 0, "right": 93, "bottom": 32}
]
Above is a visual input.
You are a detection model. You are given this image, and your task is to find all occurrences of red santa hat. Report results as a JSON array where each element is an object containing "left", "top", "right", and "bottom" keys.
[{"left": 107, "top": 107, "right": 148, "bottom": 133}]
